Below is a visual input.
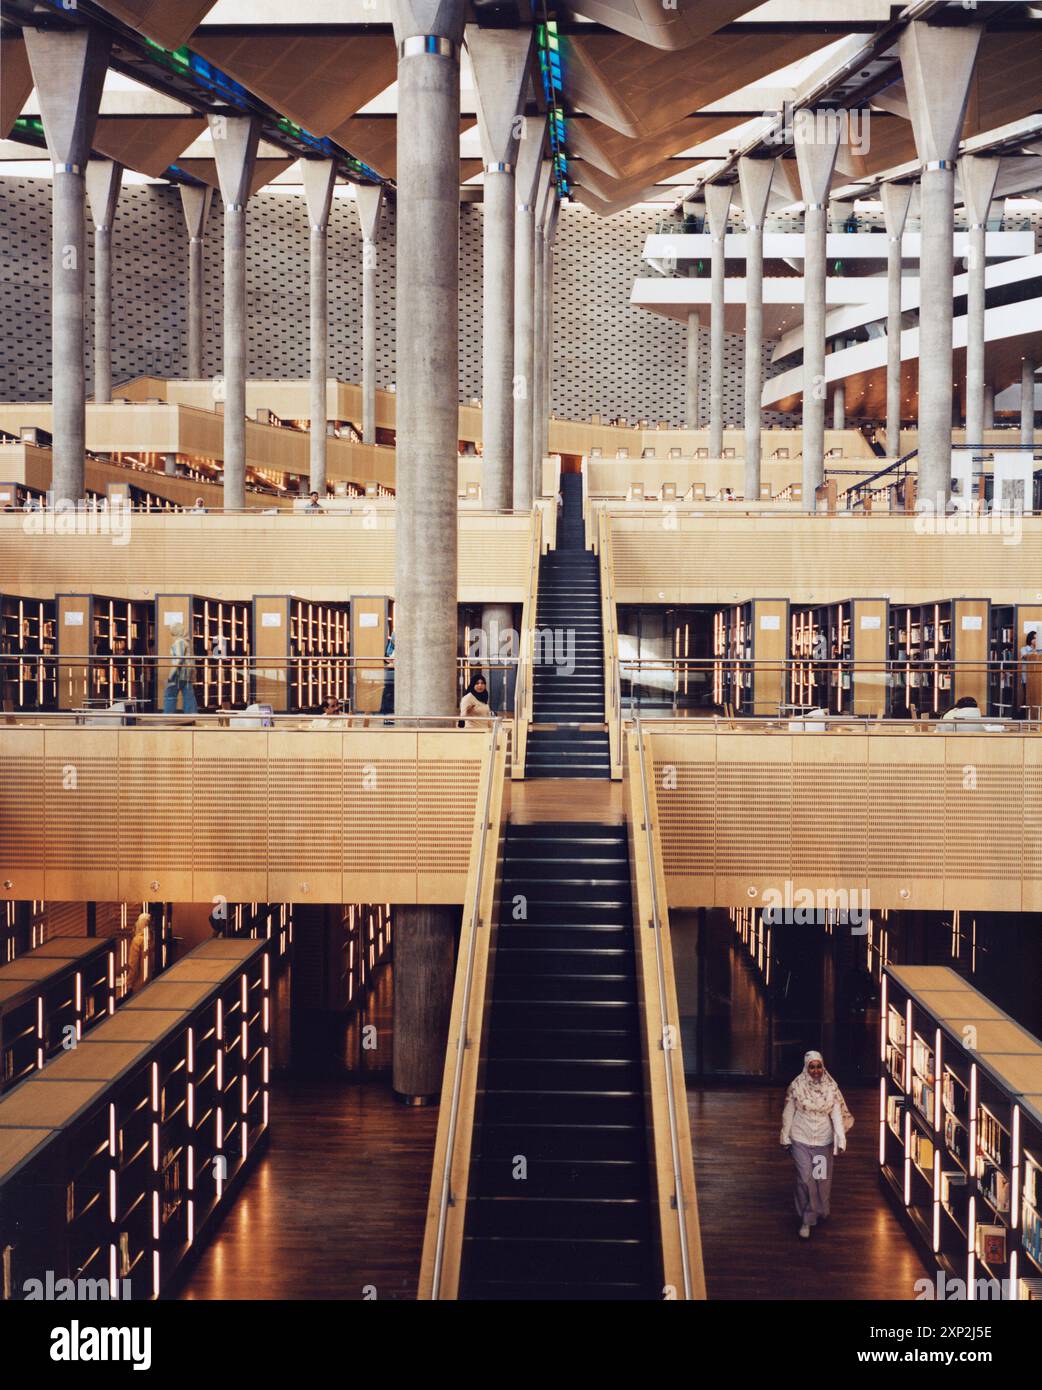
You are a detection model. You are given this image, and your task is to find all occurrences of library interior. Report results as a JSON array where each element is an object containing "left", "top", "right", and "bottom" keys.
[{"left": 3, "top": 0, "right": 1042, "bottom": 1321}]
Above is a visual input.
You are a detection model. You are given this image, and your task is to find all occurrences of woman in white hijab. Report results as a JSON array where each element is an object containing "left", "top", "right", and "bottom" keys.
[{"left": 780, "top": 1050, "right": 854, "bottom": 1239}]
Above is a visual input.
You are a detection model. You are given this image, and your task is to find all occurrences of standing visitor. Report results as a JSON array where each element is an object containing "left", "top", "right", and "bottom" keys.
[{"left": 780, "top": 1049, "right": 854, "bottom": 1238}]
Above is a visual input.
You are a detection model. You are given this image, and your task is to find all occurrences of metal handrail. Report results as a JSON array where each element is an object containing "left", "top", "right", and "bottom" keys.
[
  {"left": 598, "top": 510, "right": 623, "bottom": 774},
  {"left": 430, "top": 716, "right": 502, "bottom": 1299},
  {"left": 633, "top": 717, "right": 693, "bottom": 1299},
  {"left": 512, "top": 508, "right": 542, "bottom": 774}
]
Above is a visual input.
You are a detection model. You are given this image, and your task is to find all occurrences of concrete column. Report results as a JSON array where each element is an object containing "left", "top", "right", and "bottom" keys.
[
  {"left": 391, "top": 0, "right": 463, "bottom": 721},
  {"left": 302, "top": 160, "right": 337, "bottom": 495},
  {"left": 511, "top": 117, "right": 546, "bottom": 510},
  {"left": 704, "top": 182, "right": 732, "bottom": 459},
  {"left": 355, "top": 184, "right": 384, "bottom": 446},
  {"left": 899, "top": 19, "right": 983, "bottom": 511},
  {"left": 960, "top": 156, "right": 1001, "bottom": 446},
  {"left": 832, "top": 380, "right": 845, "bottom": 431},
  {"left": 389, "top": 1, "right": 466, "bottom": 1103},
  {"left": 1022, "top": 358, "right": 1036, "bottom": 446},
  {"left": 686, "top": 310, "right": 700, "bottom": 429},
  {"left": 469, "top": 25, "right": 533, "bottom": 510},
  {"left": 737, "top": 157, "right": 774, "bottom": 500},
  {"left": 531, "top": 159, "right": 552, "bottom": 498},
  {"left": 794, "top": 116, "right": 840, "bottom": 510},
  {"left": 542, "top": 199, "right": 559, "bottom": 466},
  {"left": 880, "top": 183, "right": 912, "bottom": 458},
  {"left": 983, "top": 381, "right": 995, "bottom": 429},
  {"left": 24, "top": 27, "right": 110, "bottom": 507},
  {"left": 85, "top": 161, "right": 122, "bottom": 405},
  {"left": 209, "top": 114, "right": 260, "bottom": 512},
  {"left": 179, "top": 185, "right": 213, "bottom": 380}
]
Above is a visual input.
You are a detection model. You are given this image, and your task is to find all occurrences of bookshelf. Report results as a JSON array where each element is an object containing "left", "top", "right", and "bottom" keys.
[
  {"left": 0, "top": 939, "right": 115, "bottom": 1093},
  {"left": 989, "top": 604, "right": 1042, "bottom": 717},
  {"left": 154, "top": 595, "right": 251, "bottom": 710},
  {"left": 0, "top": 937, "right": 270, "bottom": 1300},
  {"left": 252, "top": 596, "right": 351, "bottom": 712},
  {"left": 712, "top": 599, "right": 788, "bottom": 716},
  {"left": 882, "top": 965, "right": 1042, "bottom": 1299},
  {"left": 888, "top": 599, "right": 989, "bottom": 717},
  {"left": 0, "top": 594, "right": 56, "bottom": 710},
  {"left": 56, "top": 594, "right": 155, "bottom": 711}
]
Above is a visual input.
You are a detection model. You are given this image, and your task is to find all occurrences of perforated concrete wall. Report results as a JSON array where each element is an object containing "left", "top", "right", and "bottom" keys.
[{"left": 1, "top": 177, "right": 774, "bottom": 426}]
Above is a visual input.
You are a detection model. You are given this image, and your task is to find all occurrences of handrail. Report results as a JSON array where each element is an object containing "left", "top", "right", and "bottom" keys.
[
  {"left": 629, "top": 719, "right": 704, "bottom": 1299},
  {"left": 598, "top": 509, "right": 623, "bottom": 778},
  {"left": 422, "top": 718, "right": 506, "bottom": 1299},
  {"left": 511, "top": 507, "right": 542, "bottom": 778}
]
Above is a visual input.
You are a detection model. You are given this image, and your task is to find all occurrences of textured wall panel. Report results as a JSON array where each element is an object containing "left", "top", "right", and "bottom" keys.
[{"left": 1, "top": 177, "right": 796, "bottom": 426}]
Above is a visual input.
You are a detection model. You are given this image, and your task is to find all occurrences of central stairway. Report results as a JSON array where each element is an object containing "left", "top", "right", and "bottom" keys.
[
  {"left": 525, "top": 472, "right": 610, "bottom": 779},
  {"left": 459, "top": 819, "right": 658, "bottom": 1300}
]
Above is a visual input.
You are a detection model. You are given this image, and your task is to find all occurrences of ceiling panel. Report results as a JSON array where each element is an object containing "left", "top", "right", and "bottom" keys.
[
  {"left": 568, "top": 112, "right": 735, "bottom": 180},
  {"left": 190, "top": 33, "right": 398, "bottom": 138},
  {"left": 328, "top": 116, "right": 477, "bottom": 182},
  {"left": 93, "top": 115, "right": 207, "bottom": 179},
  {"left": 94, "top": 0, "right": 220, "bottom": 50},
  {"left": 0, "top": 35, "right": 33, "bottom": 141}
]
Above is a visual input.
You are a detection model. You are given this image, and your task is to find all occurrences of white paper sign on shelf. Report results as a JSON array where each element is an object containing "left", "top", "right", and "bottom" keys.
[
  {"left": 359, "top": 613, "right": 378, "bottom": 628},
  {"left": 961, "top": 615, "right": 983, "bottom": 631},
  {"left": 759, "top": 615, "right": 780, "bottom": 631},
  {"left": 261, "top": 612, "right": 282, "bottom": 628},
  {"left": 860, "top": 616, "right": 881, "bottom": 630},
  {"left": 162, "top": 611, "right": 185, "bottom": 628},
  {"left": 63, "top": 611, "right": 84, "bottom": 626}
]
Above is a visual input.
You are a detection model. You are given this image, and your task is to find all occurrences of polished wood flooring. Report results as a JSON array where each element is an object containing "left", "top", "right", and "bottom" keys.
[{"left": 689, "top": 1086, "right": 931, "bottom": 1300}]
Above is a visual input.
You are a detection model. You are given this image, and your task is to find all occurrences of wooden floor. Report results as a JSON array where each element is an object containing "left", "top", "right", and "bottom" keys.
[
  {"left": 509, "top": 777, "right": 624, "bottom": 823},
  {"left": 689, "top": 1086, "right": 931, "bottom": 1300},
  {"left": 179, "top": 1077, "right": 437, "bottom": 1301}
]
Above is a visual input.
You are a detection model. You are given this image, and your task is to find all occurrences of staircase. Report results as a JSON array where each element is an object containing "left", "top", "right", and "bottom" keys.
[
  {"left": 525, "top": 472, "right": 610, "bottom": 779},
  {"left": 459, "top": 820, "right": 658, "bottom": 1300}
]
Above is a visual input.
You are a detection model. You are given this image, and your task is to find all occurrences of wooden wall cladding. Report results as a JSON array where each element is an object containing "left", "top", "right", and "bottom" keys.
[
  {"left": 0, "top": 729, "right": 486, "bottom": 905},
  {"left": 609, "top": 515, "right": 1042, "bottom": 605},
  {"left": 650, "top": 731, "right": 1042, "bottom": 913},
  {"left": 0, "top": 514, "right": 531, "bottom": 605}
]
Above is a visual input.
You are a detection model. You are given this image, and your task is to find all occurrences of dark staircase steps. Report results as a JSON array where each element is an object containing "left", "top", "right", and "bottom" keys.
[{"left": 459, "top": 817, "right": 657, "bottom": 1300}]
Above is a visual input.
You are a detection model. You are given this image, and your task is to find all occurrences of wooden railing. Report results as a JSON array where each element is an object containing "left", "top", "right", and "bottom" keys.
[
  {"left": 418, "top": 721, "right": 509, "bottom": 1299},
  {"left": 597, "top": 508, "right": 623, "bottom": 779},
  {"left": 511, "top": 507, "right": 543, "bottom": 779},
  {"left": 626, "top": 723, "right": 706, "bottom": 1299}
]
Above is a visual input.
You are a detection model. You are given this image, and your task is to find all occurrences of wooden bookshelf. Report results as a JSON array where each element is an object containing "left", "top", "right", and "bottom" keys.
[
  {"left": 251, "top": 595, "right": 350, "bottom": 712},
  {"left": 0, "top": 593, "right": 56, "bottom": 710},
  {"left": 888, "top": 598, "right": 989, "bottom": 717},
  {"left": 882, "top": 965, "right": 1042, "bottom": 1299},
  {"left": 56, "top": 594, "right": 155, "bottom": 711},
  {"left": 712, "top": 599, "right": 788, "bottom": 716},
  {"left": 0, "top": 938, "right": 115, "bottom": 1093},
  {"left": 154, "top": 595, "right": 251, "bottom": 710},
  {"left": 0, "top": 937, "right": 270, "bottom": 1300},
  {"left": 990, "top": 604, "right": 1042, "bottom": 717}
]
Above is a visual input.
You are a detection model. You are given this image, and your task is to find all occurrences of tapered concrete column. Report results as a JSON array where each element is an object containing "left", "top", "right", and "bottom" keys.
[
  {"left": 209, "top": 113, "right": 260, "bottom": 512},
  {"left": 391, "top": 1, "right": 464, "bottom": 721},
  {"left": 960, "top": 156, "right": 1000, "bottom": 445},
  {"left": 179, "top": 185, "right": 213, "bottom": 380},
  {"left": 1022, "top": 358, "right": 1036, "bottom": 446},
  {"left": 686, "top": 310, "right": 701, "bottom": 428},
  {"left": 542, "top": 199, "right": 559, "bottom": 466},
  {"left": 900, "top": 19, "right": 983, "bottom": 511},
  {"left": 531, "top": 159, "right": 552, "bottom": 497},
  {"left": 85, "top": 161, "right": 122, "bottom": 405},
  {"left": 469, "top": 25, "right": 533, "bottom": 510},
  {"left": 355, "top": 184, "right": 384, "bottom": 446},
  {"left": 302, "top": 160, "right": 337, "bottom": 495},
  {"left": 832, "top": 380, "right": 845, "bottom": 431},
  {"left": 511, "top": 117, "right": 546, "bottom": 510},
  {"left": 704, "top": 182, "right": 732, "bottom": 459},
  {"left": 880, "top": 183, "right": 912, "bottom": 458},
  {"left": 737, "top": 157, "right": 774, "bottom": 500},
  {"left": 983, "top": 382, "right": 995, "bottom": 429},
  {"left": 794, "top": 115, "right": 840, "bottom": 510},
  {"left": 24, "top": 27, "right": 110, "bottom": 506},
  {"left": 389, "top": 1, "right": 466, "bottom": 1103}
]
